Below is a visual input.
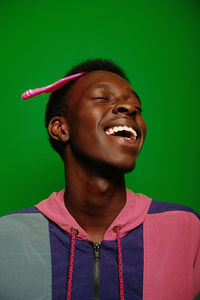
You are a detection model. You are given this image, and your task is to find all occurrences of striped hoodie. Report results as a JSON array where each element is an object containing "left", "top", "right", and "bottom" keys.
[{"left": 0, "top": 189, "right": 199, "bottom": 300}]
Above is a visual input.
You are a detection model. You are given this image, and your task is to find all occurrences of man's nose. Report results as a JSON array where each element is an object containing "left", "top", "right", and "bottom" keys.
[{"left": 112, "top": 100, "right": 137, "bottom": 118}]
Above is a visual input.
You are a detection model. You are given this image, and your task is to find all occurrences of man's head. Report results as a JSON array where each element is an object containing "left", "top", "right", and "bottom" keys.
[
  {"left": 45, "top": 59, "right": 129, "bottom": 159},
  {"left": 46, "top": 59, "right": 146, "bottom": 174}
]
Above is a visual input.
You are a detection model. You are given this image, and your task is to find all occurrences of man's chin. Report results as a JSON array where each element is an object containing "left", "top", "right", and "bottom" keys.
[
  {"left": 119, "top": 162, "right": 136, "bottom": 174},
  {"left": 102, "top": 159, "right": 136, "bottom": 177},
  {"left": 74, "top": 153, "right": 137, "bottom": 178}
]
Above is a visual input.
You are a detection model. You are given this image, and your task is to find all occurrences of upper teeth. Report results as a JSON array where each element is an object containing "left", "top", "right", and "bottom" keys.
[{"left": 105, "top": 126, "right": 137, "bottom": 140}]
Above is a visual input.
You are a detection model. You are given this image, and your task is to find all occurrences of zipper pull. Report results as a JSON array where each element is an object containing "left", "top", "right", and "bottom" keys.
[{"left": 93, "top": 242, "right": 101, "bottom": 258}]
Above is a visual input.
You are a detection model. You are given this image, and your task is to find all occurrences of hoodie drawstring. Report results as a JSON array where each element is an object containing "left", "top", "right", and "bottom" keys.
[
  {"left": 113, "top": 225, "right": 125, "bottom": 300},
  {"left": 67, "top": 227, "right": 78, "bottom": 300},
  {"left": 67, "top": 226, "right": 125, "bottom": 300}
]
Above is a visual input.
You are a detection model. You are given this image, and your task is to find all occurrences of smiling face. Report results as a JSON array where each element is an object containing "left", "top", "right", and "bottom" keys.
[{"left": 63, "top": 71, "right": 147, "bottom": 174}]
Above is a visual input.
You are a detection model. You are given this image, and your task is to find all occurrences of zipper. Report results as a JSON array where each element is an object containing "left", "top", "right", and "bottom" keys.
[{"left": 92, "top": 242, "right": 102, "bottom": 300}]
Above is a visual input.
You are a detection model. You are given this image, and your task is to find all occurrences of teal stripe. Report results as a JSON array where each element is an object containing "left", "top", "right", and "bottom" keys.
[{"left": 0, "top": 213, "right": 52, "bottom": 300}]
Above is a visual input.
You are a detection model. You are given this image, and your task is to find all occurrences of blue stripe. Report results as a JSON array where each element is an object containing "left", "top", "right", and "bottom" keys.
[
  {"left": 148, "top": 200, "right": 200, "bottom": 219},
  {"left": 49, "top": 220, "right": 94, "bottom": 300}
]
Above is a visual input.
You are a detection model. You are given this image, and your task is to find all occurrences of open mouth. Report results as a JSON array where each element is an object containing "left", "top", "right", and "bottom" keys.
[{"left": 105, "top": 126, "right": 138, "bottom": 140}]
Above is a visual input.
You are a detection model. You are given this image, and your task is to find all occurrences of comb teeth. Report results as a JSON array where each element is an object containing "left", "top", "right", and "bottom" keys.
[{"left": 22, "top": 89, "right": 33, "bottom": 100}]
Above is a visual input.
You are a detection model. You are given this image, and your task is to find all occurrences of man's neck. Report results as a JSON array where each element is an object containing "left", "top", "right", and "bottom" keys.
[{"left": 64, "top": 156, "right": 126, "bottom": 243}]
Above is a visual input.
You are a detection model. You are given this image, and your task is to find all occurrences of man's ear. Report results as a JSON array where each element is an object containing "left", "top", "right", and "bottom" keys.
[{"left": 48, "top": 116, "right": 69, "bottom": 142}]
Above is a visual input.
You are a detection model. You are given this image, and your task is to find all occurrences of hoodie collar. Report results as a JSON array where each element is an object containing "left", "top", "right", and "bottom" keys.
[{"left": 35, "top": 189, "right": 151, "bottom": 241}]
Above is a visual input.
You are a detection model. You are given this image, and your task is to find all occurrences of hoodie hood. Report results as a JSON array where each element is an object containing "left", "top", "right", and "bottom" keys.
[{"left": 35, "top": 189, "right": 151, "bottom": 241}]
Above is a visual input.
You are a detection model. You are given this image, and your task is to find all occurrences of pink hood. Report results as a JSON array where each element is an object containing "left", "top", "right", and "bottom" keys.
[{"left": 35, "top": 189, "right": 152, "bottom": 241}]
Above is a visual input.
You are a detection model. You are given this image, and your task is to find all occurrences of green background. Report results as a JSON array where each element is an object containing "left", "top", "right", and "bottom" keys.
[{"left": 0, "top": 0, "right": 199, "bottom": 215}]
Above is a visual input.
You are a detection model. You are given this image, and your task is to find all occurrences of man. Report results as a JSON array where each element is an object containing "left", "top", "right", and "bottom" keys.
[{"left": 0, "top": 59, "right": 199, "bottom": 300}]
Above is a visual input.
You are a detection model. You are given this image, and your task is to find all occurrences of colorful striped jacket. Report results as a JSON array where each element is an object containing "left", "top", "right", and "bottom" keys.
[{"left": 0, "top": 189, "right": 199, "bottom": 300}]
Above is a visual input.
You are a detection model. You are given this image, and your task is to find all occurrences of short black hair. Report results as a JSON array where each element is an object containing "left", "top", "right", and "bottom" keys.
[{"left": 45, "top": 58, "right": 129, "bottom": 160}]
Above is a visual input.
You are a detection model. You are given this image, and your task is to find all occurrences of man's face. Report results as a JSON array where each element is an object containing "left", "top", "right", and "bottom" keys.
[{"left": 64, "top": 71, "right": 147, "bottom": 173}]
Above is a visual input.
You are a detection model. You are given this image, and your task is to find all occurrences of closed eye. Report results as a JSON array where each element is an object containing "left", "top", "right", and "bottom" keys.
[{"left": 92, "top": 97, "right": 109, "bottom": 101}]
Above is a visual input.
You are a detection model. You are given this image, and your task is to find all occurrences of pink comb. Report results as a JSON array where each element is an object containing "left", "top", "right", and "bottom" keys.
[{"left": 21, "top": 72, "right": 85, "bottom": 100}]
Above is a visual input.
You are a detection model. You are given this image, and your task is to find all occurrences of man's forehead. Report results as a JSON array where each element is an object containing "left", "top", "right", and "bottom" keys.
[
  {"left": 88, "top": 83, "right": 112, "bottom": 90},
  {"left": 80, "top": 70, "right": 129, "bottom": 85},
  {"left": 70, "top": 70, "right": 133, "bottom": 94}
]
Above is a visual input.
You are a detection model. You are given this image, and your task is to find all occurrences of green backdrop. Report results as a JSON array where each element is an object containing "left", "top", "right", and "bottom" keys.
[{"left": 0, "top": 0, "right": 199, "bottom": 215}]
